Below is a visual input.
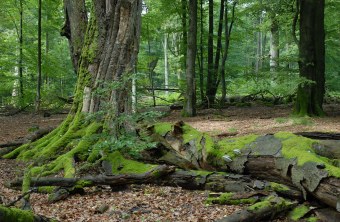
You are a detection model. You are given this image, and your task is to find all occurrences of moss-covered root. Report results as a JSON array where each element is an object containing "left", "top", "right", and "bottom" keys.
[
  {"left": 216, "top": 195, "right": 297, "bottom": 222},
  {"left": 0, "top": 205, "right": 56, "bottom": 222},
  {"left": 206, "top": 192, "right": 262, "bottom": 205}
]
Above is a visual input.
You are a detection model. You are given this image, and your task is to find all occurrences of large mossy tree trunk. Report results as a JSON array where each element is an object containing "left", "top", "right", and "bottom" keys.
[
  {"left": 294, "top": 0, "right": 325, "bottom": 116},
  {"left": 4, "top": 0, "right": 142, "bottom": 177}
]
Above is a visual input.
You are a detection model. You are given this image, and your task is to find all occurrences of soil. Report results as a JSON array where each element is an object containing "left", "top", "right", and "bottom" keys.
[{"left": 1, "top": 103, "right": 339, "bottom": 221}]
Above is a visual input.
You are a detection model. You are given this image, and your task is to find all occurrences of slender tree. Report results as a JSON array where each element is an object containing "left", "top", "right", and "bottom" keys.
[
  {"left": 294, "top": 0, "right": 325, "bottom": 116},
  {"left": 18, "top": 0, "right": 24, "bottom": 99},
  {"left": 198, "top": 0, "right": 204, "bottom": 102},
  {"left": 206, "top": 0, "right": 214, "bottom": 106},
  {"left": 184, "top": 0, "right": 197, "bottom": 116},
  {"left": 163, "top": 34, "right": 169, "bottom": 95},
  {"left": 35, "top": 0, "right": 42, "bottom": 112}
]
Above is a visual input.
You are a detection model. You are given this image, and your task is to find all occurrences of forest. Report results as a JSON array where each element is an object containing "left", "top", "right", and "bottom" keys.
[{"left": 0, "top": 0, "right": 339, "bottom": 221}]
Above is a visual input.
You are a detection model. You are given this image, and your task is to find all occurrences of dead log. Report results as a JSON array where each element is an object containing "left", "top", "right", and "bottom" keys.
[
  {"left": 149, "top": 123, "right": 340, "bottom": 211},
  {"left": 8, "top": 166, "right": 269, "bottom": 194},
  {"left": 295, "top": 131, "right": 340, "bottom": 140},
  {"left": 0, "top": 205, "right": 56, "bottom": 222},
  {"left": 216, "top": 195, "right": 297, "bottom": 222}
]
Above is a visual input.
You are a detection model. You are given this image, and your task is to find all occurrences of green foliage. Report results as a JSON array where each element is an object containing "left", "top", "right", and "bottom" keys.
[{"left": 0, "top": 0, "right": 75, "bottom": 108}]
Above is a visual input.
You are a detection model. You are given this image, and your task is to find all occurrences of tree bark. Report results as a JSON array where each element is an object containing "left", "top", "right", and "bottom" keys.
[
  {"left": 183, "top": 0, "right": 197, "bottom": 117},
  {"left": 294, "top": 0, "right": 325, "bottom": 116},
  {"left": 35, "top": 0, "right": 42, "bottom": 112},
  {"left": 206, "top": 0, "right": 215, "bottom": 106},
  {"left": 18, "top": 0, "right": 24, "bottom": 99},
  {"left": 269, "top": 13, "right": 279, "bottom": 72},
  {"left": 163, "top": 34, "right": 169, "bottom": 95},
  {"left": 61, "top": 0, "right": 88, "bottom": 73},
  {"left": 221, "top": 1, "right": 236, "bottom": 103}
]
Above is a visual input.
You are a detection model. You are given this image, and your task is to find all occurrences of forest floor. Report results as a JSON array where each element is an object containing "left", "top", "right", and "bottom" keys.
[{"left": 1, "top": 103, "right": 340, "bottom": 221}]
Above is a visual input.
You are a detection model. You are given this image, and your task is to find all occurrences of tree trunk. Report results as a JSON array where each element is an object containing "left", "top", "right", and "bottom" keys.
[
  {"left": 61, "top": 0, "right": 88, "bottom": 74},
  {"left": 221, "top": 1, "right": 236, "bottom": 103},
  {"left": 199, "top": 0, "right": 204, "bottom": 102},
  {"left": 35, "top": 0, "right": 42, "bottom": 112},
  {"left": 269, "top": 14, "right": 279, "bottom": 72},
  {"left": 163, "top": 34, "right": 169, "bottom": 95},
  {"left": 18, "top": 0, "right": 24, "bottom": 99},
  {"left": 206, "top": 0, "right": 215, "bottom": 106},
  {"left": 294, "top": 0, "right": 325, "bottom": 116},
  {"left": 183, "top": 0, "right": 197, "bottom": 117},
  {"left": 181, "top": 0, "right": 188, "bottom": 84}
]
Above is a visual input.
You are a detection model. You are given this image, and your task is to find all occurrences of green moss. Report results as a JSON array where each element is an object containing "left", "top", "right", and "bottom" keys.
[
  {"left": 0, "top": 205, "right": 35, "bottom": 222},
  {"left": 22, "top": 171, "right": 31, "bottom": 194},
  {"left": 247, "top": 199, "right": 271, "bottom": 211},
  {"left": 153, "top": 122, "right": 172, "bottom": 136},
  {"left": 275, "top": 132, "right": 340, "bottom": 177},
  {"left": 247, "top": 196, "right": 292, "bottom": 213},
  {"left": 37, "top": 186, "right": 55, "bottom": 193},
  {"left": 267, "top": 182, "right": 290, "bottom": 192},
  {"left": 306, "top": 217, "right": 319, "bottom": 222},
  {"left": 104, "top": 151, "right": 156, "bottom": 174},
  {"left": 192, "top": 170, "right": 214, "bottom": 176},
  {"left": 210, "top": 134, "right": 258, "bottom": 159},
  {"left": 206, "top": 192, "right": 258, "bottom": 205},
  {"left": 75, "top": 180, "right": 93, "bottom": 188},
  {"left": 289, "top": 205, "right": 310, "bottom": 221}
]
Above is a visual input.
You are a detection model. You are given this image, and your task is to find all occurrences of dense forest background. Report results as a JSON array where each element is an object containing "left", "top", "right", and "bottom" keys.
[{"left": 1, "top": 0, "right": 339, "bottom": 114}]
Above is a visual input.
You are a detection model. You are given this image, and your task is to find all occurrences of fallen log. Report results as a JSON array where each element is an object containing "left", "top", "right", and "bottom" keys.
[
  {"left": 295, "top": 131, "right": 340, "bottom": 140},
  {"left": 148, "top": 123, "right": 340, "bottom": 211},
  {"left": 8, "top": 166, "right": 268, "bottom": 194}
]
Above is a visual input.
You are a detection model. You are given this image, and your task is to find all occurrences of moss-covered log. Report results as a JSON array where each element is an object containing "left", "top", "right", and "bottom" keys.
[
  {"left": 8, "top": 166, "right": 268, "bottom": 194},
  {"left": 148, "top": 122, "right": 340, "bottom": 211},
  {"left": 0, "top": 205, "right": 56, "bottom": 222}
]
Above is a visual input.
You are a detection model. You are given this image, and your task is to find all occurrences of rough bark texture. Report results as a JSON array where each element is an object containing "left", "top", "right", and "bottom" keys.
[
  {"left": 61, "top": 0, "right": 88, "bottom": 73},
  {"left": 183, "top": 0, "right": 197, "bottom": 117},
  {"left": 294, "top": 0, "right": 325, "bottom": 116}
]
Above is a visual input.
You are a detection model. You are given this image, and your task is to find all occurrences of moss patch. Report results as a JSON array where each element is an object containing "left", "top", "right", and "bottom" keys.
[
  {"left": 247, "top": 196, "right": 293, "bottom": 213},
  {"left": 0, "top": 205, "right": 35, "bottom": 222},
  {"left": 267, "top": 182, "right": 290, "bottom": 192},
  {"left": 289, "top": 205, "right": 310, "bottom": 221},
  {"left": 206, "top": 192, "right": 258, "bottom": 205},
  {"left": 210, "top": 134, "right": 258, "bottom": 159},
  {"left": 153, "top": 122, "right": 172, "bottom": 136},
  {"left": 104, "top": 151, "right": 156, "bottom": 174},
  {"left": 275, "top": 132, "right": 340, "bottom": 177}
]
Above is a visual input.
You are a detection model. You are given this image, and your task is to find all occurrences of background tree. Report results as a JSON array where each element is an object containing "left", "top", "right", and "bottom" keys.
[
  {"left": 183, "top": 0, "right": 197, "bottom": 116},
  {"left": 294, "top": 0, "right": 326, "bottom": 116}
]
